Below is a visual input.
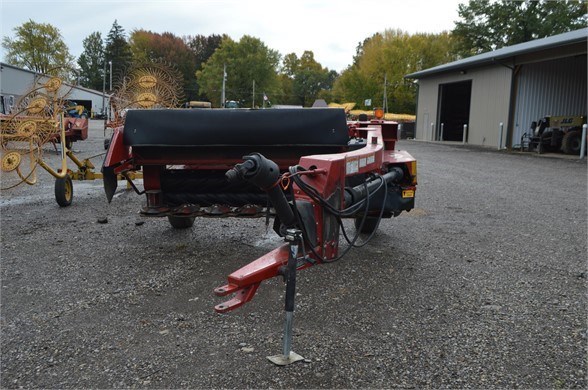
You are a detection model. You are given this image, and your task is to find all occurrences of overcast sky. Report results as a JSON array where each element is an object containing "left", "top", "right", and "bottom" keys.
[{"left": 1, "top": 0, "right": 464, "bottom": 73}]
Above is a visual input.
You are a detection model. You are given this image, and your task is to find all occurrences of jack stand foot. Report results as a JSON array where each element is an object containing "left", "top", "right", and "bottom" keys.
[
  {"left": 268, "top": 229, "right": 304, "bottom": 366},
  {"left": 267, "top": 351, "right": 305, "bottom": 366}
]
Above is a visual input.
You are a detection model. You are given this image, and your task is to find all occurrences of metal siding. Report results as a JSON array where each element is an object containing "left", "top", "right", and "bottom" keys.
[
  {"left": 415, "top": 79, "right": 440, "bottom": 140},
  {"left": 0, "top": 66, "right": 35, "bottom": 96},
  {"left": 415, "top": 65, "right": 511, "bottom": 146},
  {"left": 468, "top": 66, "right": 512, "bottom": 147},
  {"left": 513, "top": 55, "right": 587, "bottom": 145},
  {"left": 1, "top": 64, "right": 108, "bottom": 114}
]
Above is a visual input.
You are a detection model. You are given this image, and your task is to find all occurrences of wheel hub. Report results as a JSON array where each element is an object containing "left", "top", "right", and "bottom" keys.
[{"left": 2, "top": 152, "right": 21, "bottom": 172}]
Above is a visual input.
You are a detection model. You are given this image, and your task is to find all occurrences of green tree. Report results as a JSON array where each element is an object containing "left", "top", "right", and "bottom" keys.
[
  {"left": 2, "top": 19, "right": 74, "bottom": 74},
  {"left": 281, "top": 53, "right": 300, "bottom": 77},
  {"left": 196, "top": 35, "right": 280, "bottom": 107},
  {"left": 317, "top": 69, "right": 339, "bottom": 103},
  {"left": 77, "top": 32, "right": 104, "bottom": 91},
  {"left": 333, "top": 29, "right": 457, "bottom": 113},
  {"left": 288, "top": 51, "right": 334, "bottom": 106},
  {"left": 183, "top": 34, "right": 226, "bottom": 99},
  {"left": 129, "top": 30, "right": 197, "bottom": 99},
  {"left": 453, "top": 0, "right": 587, "bottom": 56},
  {"left": 276, "top": 53, "right": 298, "bottom": 104},
  {"left": 278, "top": 52, "right": 337, "bottom": 106},
  {"left": 104, "top": 20, "right": 133, "bottom": 86},
  {"left": 331, "top": 66, "right": 378, "bottom": 109},
  {"left": 185, "top": 34, "right": 226, "bottom": 71},
  {"left": 352, "top": 33, "right": 382, "bottom": 67}
]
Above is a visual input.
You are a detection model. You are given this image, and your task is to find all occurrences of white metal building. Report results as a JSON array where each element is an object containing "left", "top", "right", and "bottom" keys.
[
  {"left": 0, "top": 62, "right": 108, "bottom": 116},
  {"left": 405, "top": 28, "right": 587, "bottom": 149}
]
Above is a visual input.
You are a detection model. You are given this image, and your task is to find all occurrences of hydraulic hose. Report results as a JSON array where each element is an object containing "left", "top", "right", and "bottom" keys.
[
  {"left": 343, "top": 167, "right": 403, "bottom": 208},
  {"left": 226, "top": 153, "right": 296, "bottom": 228}
]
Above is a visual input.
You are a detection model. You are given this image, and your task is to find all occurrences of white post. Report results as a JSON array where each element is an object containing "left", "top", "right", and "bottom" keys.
[
  {"left": 398, "top": 123, "right": 403, "bottom": 139},
  {"left": 580, "top": 124, "right": 587, "bottom": 159},
  {"left": 440, "top": 123, "right": 444, "bottom": 141},
  {"left": 430, "top": 123, "right": 435, "bottom": 141},
  {"left": 108, "top": 61, "right": 112, "bottom": 91},
  {"left": 498, "top": 122, "right": 504, "bottom": 150},
  {"left": 462, "top": 124, "right": 468, "bottom": 144}
]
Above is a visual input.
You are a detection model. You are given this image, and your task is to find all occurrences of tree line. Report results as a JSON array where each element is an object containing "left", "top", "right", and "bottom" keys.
[{"left": 2, "top": 0, "right": 585, "bottom": 114}]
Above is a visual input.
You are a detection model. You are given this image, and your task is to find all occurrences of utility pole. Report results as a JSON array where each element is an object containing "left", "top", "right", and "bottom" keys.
[
  {"left": 252, "top": 80, "right": 255, "bottom": 108},
  {"left": 109, "top": 61, "right": 112, "bottom": 91},
  {"left": 102, "top": 59, "right": 106, "bottom": 127},
  {"left": 221, "top": 64, "right": 226, "bottom": 108}
]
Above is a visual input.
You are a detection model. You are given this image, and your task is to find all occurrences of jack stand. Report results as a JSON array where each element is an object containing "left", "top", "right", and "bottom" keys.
[{"left": 267, "top": 229, "right": 305, "bottom": 366}]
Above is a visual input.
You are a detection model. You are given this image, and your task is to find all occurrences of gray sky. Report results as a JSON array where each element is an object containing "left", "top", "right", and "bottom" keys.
[{"left": 1, "top": 0, "right": 463, "bottom": 72}]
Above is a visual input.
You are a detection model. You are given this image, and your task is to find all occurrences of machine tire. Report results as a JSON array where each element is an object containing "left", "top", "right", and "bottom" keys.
[
  {"left": 538, "top": 131, "right": 554, "bottom": 153},
  {"left": 104, "top": 138, "right": 111, "bottom": 150},
  {"left": 55, "top": 175, "right": 73, "bottom": 207},
  {"left": 168, "top": 215, "right": 195, "bottom": 229},
  {"left": 561, "top": 131, "right": 581, "bottom": 155},
  {"left": 354, "top": 215, "right": 379, "bottom": 234}
]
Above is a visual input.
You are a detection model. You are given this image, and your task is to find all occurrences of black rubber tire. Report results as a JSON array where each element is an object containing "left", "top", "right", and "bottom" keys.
[
  {"left": 561, "top": 131, "right": 581, "bottom": 155},
  {"left": 55, "top": 175, "right": 73, "bottom": 207},
  {"left": 104, "top": 138, "right": 111, "bottom": 150},
  {"left": 167, "top": 215, "right": 195, "bottom": 229},
  {"left": 354, "top": 216, "right": 379, "bottom": 234}
]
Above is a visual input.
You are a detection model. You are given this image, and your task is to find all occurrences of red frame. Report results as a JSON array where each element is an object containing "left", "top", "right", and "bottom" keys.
[
  {"left": 211, "top": 121, "right": 416, "bottom": 311},
  {"left": 103, "top": 119, "right": 417, "bottom": 312}
]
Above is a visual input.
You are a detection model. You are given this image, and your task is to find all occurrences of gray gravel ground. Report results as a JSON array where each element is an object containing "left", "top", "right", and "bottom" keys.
[{"left": 1, "top": 120, "right": 586, "bottom": 388}]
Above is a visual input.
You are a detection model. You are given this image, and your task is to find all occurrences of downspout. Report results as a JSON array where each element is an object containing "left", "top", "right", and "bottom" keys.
[{"left": 413, "top": 80, "right": 419, "bottom": 140}]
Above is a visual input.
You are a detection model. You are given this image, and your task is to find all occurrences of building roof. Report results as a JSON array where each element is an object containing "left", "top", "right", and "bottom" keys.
[
  {"left": 0, "top": 61, "right": 106, "bottom": 97},
  {"left": 0, "top": 62, "right": 40, "bottom": 76},
  {"left": 405, "top": 28, "right": 588, "bottom": 79}
]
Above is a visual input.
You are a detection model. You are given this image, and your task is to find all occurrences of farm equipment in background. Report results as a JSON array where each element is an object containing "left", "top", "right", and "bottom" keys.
[
  {"left": 64, "top": 101, "right": 89, "bottom": 119},
  {"left": 523, "top": 115, "right": 587, "bottom": 154},
  {"left": 0, "top": 70, "right": 114, "bottom": 206},
  {"left": 50, "top": 116, "right": 89, "bottom": 150},
  {"left": 102, "top": 107, "right": 417, "bottom": 363},
  {"left": 103, "top": 61, "right": 184, "bottom": 149},
  {"left": 1, "top": 62, "right": 182, "bottom": 206},
  {"left": 187, "top": 101, "right": 212, "bottom": 109},
  {"left": 0, "top": 70, "right": 85, "bottom": 199}
]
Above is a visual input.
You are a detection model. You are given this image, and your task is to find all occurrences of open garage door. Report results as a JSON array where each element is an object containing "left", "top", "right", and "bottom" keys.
[{"left": 437, "top": 80, "right": 472, "bottom": 141}]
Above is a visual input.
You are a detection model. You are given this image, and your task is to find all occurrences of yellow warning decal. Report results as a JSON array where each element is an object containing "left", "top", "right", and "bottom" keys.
[{"left": 402, "top": 190, "right": 415, "bottom": 198}]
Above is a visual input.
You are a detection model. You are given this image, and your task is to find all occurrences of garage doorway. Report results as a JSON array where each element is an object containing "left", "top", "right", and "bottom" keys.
[{"left": 437, "top": 80, "right": 472, "bottom": 141}]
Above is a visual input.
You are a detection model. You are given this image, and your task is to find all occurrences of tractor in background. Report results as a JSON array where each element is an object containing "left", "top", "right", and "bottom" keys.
[{"left": 524, "top": 115, "right": 586, "bottom": 154}]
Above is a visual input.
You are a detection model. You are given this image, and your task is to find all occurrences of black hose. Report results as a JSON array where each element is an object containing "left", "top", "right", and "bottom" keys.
[
  {"left": 226, "top": 153, "right": 296, "bottom": 227},
  {"left": 290, "top": 165, "right": 399, "bottom": 262}
]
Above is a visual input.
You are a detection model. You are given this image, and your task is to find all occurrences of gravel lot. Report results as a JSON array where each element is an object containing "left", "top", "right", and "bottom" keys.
[{"left": 1, "top": 120, "right": 586, "bottom": 388}]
